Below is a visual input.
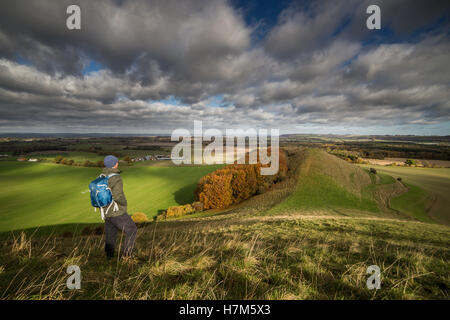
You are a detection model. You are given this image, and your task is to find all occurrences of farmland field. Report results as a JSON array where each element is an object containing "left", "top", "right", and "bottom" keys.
[
  {"left": 0, "top": 161, "right": 222, "bottom": 233},
  {"left": 362, "top": 158, "right": 450, "bottom": 168}
]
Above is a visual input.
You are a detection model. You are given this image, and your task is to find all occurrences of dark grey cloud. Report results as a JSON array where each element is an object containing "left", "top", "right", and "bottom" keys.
[{"left": 0, "top": 0, "right": 448, "bottom": 133}]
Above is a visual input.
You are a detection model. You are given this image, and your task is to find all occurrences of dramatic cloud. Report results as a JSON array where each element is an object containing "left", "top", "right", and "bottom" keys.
[{"left": 0, "top": 0, "right": 448, "bottom": 134}]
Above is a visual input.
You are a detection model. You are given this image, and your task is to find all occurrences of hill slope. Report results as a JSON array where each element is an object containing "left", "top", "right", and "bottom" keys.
[
  {"left": 269, "top": 149, "right": 407, "bottom": 219},
  {"left": 1, "top": 211, "right": 448, "bottom": 299},
  {"left": 0, "top": 148, "right": 448, "bottom": 300},
  {"left": 360, "top": 164, "right": 450, "bottom": 226}
]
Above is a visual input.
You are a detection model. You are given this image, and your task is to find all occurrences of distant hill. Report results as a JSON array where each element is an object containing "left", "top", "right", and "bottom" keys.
[{"left": 281, "top": 134, "right": 450, "bottom": 143}]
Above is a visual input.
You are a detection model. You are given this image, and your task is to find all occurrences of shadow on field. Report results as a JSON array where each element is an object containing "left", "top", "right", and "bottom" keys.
[
  {"left": 173, "top": 183, "right": 197, "bottom": 205},
  {"left": 0, "top": 222, "right": 104, "bottom": 240}
]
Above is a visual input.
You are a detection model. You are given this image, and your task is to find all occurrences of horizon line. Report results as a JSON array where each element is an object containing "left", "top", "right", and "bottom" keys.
[{"left": 0, "top": 132, "right": 449, "bottom": 138}]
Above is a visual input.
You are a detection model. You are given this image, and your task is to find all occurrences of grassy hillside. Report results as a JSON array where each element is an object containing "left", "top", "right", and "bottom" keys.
[
  {"left": 0, "top": 161, "right": 222, "bottom": 233},
  {"left": 390, "top": 183, "right": 434, "bottom": 223},
  {"left": 269, "top": 149, "right": 406, "bottom": 218},
  {"left": 0, "top": 214, "right": 448, "bottom": 299},
  {"left": 360, "top": 165, "right": 450, "bottom": 226},
  {"left": 0, "top": 148, "right": 448, "bottom": 300}
]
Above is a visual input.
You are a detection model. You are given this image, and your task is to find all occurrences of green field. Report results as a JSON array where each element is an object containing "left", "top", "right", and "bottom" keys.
[
  {"left": 360, "top": 165, "right": 450, "bottom": 226},
  {"left": 0, "top": 161, "right": 222, "bottom": 233}
]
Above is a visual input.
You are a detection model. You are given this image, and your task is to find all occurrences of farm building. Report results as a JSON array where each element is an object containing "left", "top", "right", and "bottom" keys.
[
  {"left": 155, "top": 155, "right": 184, "bottom": 161},
  {"left": 155, "top": 155, "right": 171, "bottom": 160}
]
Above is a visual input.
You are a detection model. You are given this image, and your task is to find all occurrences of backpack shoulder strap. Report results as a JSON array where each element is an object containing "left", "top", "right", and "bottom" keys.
[{"left": 107, "top": 173, "right": 119, "bottom": 178}]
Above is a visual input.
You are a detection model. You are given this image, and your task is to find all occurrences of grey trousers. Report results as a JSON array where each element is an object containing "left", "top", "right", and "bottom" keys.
[{"left": 104, "top": 213, "right": 137, "bottom": 257}]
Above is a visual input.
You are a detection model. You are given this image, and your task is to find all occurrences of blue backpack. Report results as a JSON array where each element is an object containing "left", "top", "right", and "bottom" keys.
[{"left": 89, "top": 173, "right": 119, "bottom": 220}]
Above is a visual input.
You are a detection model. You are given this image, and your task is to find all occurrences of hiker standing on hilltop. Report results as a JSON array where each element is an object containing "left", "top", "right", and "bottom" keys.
[{"left": 101, "top": 155, "right": 137, "bottom": 258}]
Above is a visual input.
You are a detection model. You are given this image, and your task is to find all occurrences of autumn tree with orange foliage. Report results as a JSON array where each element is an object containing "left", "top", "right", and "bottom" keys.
[{"left": 195, "top": 148, "right": 288, "bottom": 209}]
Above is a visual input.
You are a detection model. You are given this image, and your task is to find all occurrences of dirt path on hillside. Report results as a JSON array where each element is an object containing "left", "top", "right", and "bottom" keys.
[{"left": 299, "top": 152, "right": 312, "bottom": 175}]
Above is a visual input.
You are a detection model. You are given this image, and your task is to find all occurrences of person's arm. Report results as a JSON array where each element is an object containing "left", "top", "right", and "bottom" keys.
[{"left": 109, "top": 176, "right": 127, "bottom": 206}]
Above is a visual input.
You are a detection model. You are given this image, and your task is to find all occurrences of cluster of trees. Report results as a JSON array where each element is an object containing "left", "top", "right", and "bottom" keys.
[
  {"left": 131, "top": 212, "right": 149, "bottom": 223},
  {"left": 195, "top": 149, "right": 288, "bottom": 209},
  {"left": 54, "top": 156, "right": 74, "bottom": 165},
  {"left": 54, "top": 156, "right": 104, "bottom": 167},
  {"left": 123, "top": 145, "right": 162, "bottom": 151},
  {"left": 326, "top": 143, "right": 450, "bottom": 161},
  {"left": 54, "top": 155, "right": 74, "bottom": 165},
  {"left": 167, "top": 204, "right": 196, "bottom": 217},
  {"left": 11, "top": 145, "right": 67, "bottom": 156},
  {"left": 329, "top": 149, "right": 368, "bottom": 164},
  {"left": 123, "top": 156, "right": 133, "bottom": 166},
  {"left": 404, "top": 159, "right": 417, "bottom": 166},
  {"left": 156, "top": 201, "right": 204, "bottom": 220}
]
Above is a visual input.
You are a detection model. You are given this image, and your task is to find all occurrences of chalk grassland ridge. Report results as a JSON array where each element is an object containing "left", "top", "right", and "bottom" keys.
[
  {"left": 268, "top": 149, "right": 408, "bottom": 219},
  {"left": 0, "top": 148, "right": 448, "bottom": 299}
]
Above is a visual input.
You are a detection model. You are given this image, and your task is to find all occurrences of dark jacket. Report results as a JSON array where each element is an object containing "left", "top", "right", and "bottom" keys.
[{"left": 102, "top": 167, "right": 127, "bottom": 218}]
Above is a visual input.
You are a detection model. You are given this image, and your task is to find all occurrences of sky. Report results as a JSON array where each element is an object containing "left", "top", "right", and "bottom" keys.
[{"left": 0, "top": 0, "right": 449, "bottom": 135}]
